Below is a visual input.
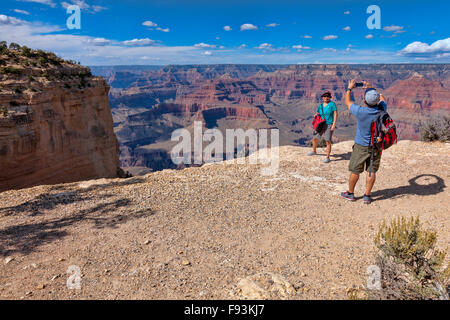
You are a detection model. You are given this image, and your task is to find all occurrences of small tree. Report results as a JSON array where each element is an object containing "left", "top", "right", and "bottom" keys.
[{"left": 9, "top": 42, "right": 21, "bottom": 50}]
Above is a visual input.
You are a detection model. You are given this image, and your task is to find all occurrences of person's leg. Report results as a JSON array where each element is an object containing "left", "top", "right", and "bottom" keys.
[
  {"left": 312, "top": 138, "right": 318, "bottom": 153},
  {"left": 326, "top": 141, "right": 332, "bottom": 158},
  {"left": 365, "top": 172, "right": 376, "bottom": 195},
  {"left": 349, "top": 172, "right": 360, "bottom": 193}
]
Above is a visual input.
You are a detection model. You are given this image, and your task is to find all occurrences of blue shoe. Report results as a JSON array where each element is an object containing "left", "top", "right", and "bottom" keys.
[
  {"left": 323, "top": 157, "right": 331, "bottom": 163},
  {"left": 363, "top": 194, "right": 372, "bottom": 204},
  {"left": 341, "top": 191, "right": 356, "bottom": 201},
  {"left": 307, "top": 151, "right": 316, "bottom": 156}
]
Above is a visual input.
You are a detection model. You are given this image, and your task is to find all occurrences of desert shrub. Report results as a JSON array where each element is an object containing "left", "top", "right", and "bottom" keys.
[
  {"left": 9, "top": 42, "right": 21, "bottom": 50},
  {"left": 421, "top": 117, "right": 450, "bottom": 142},
  {"left": 14, "top": 87, "right": 23, "bottom": 94},
  {"left": 9, "top": 101, "right": 19, "bottom": 107},
  {"left": 39, "top": 56, "right": 48, "bottom": 66},
  {"left": 0, "top": 66, "right": 20, "bottom": 75},
  {"left": 354, "top": 217, "right": 449, "bottom": 300},
  {"left": 28, "top": 75, "right": 35, "bottom": 82},
  {"left": 21, "top": 46, "right": 32, "bottom": 57},
  {"left": 0, "top": 105, "right": 8, "bottom": 117},
  {"left": 0, "top": 59, "right": 5, "bottom": 66}
]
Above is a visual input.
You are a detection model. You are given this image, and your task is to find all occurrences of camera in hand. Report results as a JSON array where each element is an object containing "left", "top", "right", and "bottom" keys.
[{"left": 355, "top": 82, "right": 364, "bottom": 87}]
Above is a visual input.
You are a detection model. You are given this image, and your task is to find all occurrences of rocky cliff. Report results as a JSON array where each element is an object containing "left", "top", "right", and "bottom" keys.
[{"left": 0, "top": 44, "right": 120, "bottom": 192}]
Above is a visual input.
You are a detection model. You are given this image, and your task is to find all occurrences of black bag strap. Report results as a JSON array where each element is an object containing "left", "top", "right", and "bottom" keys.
[{"left": 319, "top": 104, "right": 324, "bottom": 119}]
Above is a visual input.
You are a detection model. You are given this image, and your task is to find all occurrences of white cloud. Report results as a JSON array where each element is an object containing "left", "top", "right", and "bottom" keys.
[
  {"left": 202, "top": 51, "right": 212, "bottom": 55},
  {"left": 322, "top": 35, "right": 338, "bottom": 40},
  {"left": 91, "top": 5, "right": 107, "bottom": 12},
  {"left": 156, "top": 27, "right": 169, "bottom": 32},
  {"left": 303, "top": 35, "right": 312, "bottom": 39},
  {"left": 344, "top": 11, "right": 350, "bottom": 14},
  {"left": 401, "top": 38, "right": 450, "bottom": 54},
  {"left": 0, "top": 14, "right": 25, "bottom": 25},
  {"left": 266, "top": 23, "right": 279, "bottom": 27},
  {"left": 323, "top": 48, "right": 337, "bottom": 52},
  {"left": 365, "top": 34, "right": 374, "bottom": 39},
  {"left": 240, "top": 23, "right": 257, "bottom": 31},
  {"left": 122, "top": 38, "right": 155, "bottom": 46},
  {"left": 343, "top": 26, "right": 351, "bottom": 31},
  {"left": 223, "top": 25, "right": 231, "bottom": 31},
  {"left": 292, "top": 45, "right": 311, "bottom": 50},
  {"left": 13, "top": 9, "right": 30, "bottom": 15},
  {"left": 194, "top": 43, "right": 216, "bottom": 49},
  {"left": 61, "top": 1, "right": 107, "bottom": 13},
  {"left": 256, "top": 43, "right": 273, "bottom": 50},
  {"left": 17, "top": 0, "right": 55, "bottom": 7},
  {"left": 238, "top": 44, "right": 247, "bottom": 49},
  {"left": 142, "top": 21, "right": 169, "bottom": 32},
  {"left": 142, "top": 21, "right": 158, "bottom": 27},
  {"left": 383, "top": 25, "right": 403, "bottom": 32},
  {"left": 85, "top": 37, "right": 111, "bottom": 46}
]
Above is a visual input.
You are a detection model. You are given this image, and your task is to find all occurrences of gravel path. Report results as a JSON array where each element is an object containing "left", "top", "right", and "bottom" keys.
[{"left": 0, "top": 140, "right": 448, "bottom": 299}]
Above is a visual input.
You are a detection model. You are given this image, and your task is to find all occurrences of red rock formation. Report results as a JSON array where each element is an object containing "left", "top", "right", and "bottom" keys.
[
  {"left": 179, "top": 76, "right": 269, "bottom": 106},
  {"left": 383, "top": 73, "right": 450, "bottom": 111},
  {"left": 0, "top": 78, "right": 120, "bottom": 192}
]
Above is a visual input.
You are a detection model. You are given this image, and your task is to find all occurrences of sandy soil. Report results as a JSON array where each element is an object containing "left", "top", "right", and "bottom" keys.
[{"left": 0, "top": 140, "right": 448, "bottom": 299}]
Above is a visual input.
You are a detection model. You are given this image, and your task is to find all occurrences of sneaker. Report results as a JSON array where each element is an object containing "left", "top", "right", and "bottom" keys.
[
  {"left": 323, "top": 157, "right": 331, "bottom": 163},
  {"left": 363, "top": 194, "right": 372, "bottom": 204},
  {"left": 341, "top": 191, "right": 356, "bottom": 201},
  {"left": 307, "top": 151, "right": 316, "bottom": 156}
]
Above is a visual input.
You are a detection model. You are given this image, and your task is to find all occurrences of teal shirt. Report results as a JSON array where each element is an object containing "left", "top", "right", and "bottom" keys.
[{"left": 317, "top": 101, "right": 337, "bottom": 125}]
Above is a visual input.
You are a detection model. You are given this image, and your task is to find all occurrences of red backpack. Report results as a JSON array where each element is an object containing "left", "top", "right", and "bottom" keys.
[
  {"left": 312, "top": 104, "right": 327, "bottom": 135},
  {"left": 368, "top": 105, "right": 397, "bottom": 175}
]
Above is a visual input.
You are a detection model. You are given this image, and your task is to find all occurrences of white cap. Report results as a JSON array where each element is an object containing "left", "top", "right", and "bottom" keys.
[{"left": 365, "top": 88, "right": 380, "bottom": 107}]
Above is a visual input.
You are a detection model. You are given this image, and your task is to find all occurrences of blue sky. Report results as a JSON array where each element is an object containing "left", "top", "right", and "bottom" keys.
[{"left": 1, "top": 0, "right": 449, "bottom": 65}]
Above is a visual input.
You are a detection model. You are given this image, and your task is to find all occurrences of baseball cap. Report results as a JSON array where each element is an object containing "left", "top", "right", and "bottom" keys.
[
  {"left": 364, "top": 88, "right": 380, "bottom": 107},
  {"left": 321, "top": 91, "right": 332, "bottom": 98}
]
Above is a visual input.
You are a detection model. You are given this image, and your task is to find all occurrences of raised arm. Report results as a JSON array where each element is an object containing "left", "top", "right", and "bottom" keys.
[{"left": 345, "top": 79, "right": 356, "bottom": 110}]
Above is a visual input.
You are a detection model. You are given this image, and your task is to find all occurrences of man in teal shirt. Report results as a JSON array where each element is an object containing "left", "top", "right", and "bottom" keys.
[{"left": 308, "top": 91, "right": 338, "bottom": 163}]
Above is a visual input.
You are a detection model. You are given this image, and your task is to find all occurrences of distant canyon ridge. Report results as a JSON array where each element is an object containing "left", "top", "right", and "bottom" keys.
[{"left": 91, "top": 64, "right": 450, "bottom": 175}]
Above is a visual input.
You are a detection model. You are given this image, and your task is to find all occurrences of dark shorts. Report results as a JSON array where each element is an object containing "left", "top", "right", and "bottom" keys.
[
  {"left": 313, "top": 124, "right": 333, "bottom": 142},
  {"left": 349, "top": 143, "right": 382, "bottom": 174}
]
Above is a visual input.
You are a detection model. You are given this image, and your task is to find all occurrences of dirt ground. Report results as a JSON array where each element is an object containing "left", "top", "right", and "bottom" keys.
[{"left": 0, "top": 140, "right": 448, "bottom": 299}]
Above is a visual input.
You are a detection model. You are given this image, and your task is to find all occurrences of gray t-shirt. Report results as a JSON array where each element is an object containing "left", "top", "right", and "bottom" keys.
[{"left": 350, "top": 101, "right": 387, "bottom": 146}]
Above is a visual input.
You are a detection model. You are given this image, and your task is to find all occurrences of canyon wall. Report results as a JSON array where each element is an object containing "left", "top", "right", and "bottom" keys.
[
  {"left": 0, "top": 47, "right": 120, "bottom": 192},
  {"left": 90, "top": 64, "right": 450, "bottom": 173}
]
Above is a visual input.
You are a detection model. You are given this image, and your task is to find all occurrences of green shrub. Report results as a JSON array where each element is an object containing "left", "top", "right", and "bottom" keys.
[
  {"left": 14, "top": 87, "right": 22, "bottom": 94},
  {"left": 421, "top": 117, "right": 450, "bottom": 142},
  {"left": 0, "top": 66, "right": 20, "bottom": 75},
  {"left": 21, "top": 46, "right": 32, "bottom": 57},
  {"left": 9, "top": 42, "right": 21, "bottom": 50},
  {"left": 355, "top": 216, "right": 449, "bottom": 300}
]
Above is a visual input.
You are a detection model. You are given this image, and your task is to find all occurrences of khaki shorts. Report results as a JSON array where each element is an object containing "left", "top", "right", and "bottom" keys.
[
  {"left": 313, "top": 124, "right": 333, "bottom": 142},
  {"left": 349, "top": 143, "right": 382, "bottom": 174}
]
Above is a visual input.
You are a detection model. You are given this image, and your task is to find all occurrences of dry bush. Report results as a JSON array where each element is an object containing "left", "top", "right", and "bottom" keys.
[
  {"left": 420, "top": 117, "right": 450, "bottom": 142},
  {"left": 352, "top": 216, "right": 449, "bottom": 300}
]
